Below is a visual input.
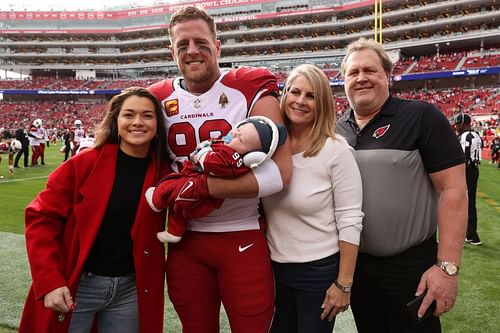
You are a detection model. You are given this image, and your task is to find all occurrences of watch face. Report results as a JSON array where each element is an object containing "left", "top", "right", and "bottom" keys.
[
  {"left": 446, "top": 265, "right": 458, "bottom": 275},
  {"left": 335, "top": 281, "right": 351, "bottom": 292}
]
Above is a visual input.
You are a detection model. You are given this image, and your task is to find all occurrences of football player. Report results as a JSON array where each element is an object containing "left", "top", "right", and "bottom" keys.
[
  {"left": 0, "top": 139, "right": 22, "bottom": 178},
  {"left": 72, "top": 120, "right": 85, "bottom": 156}
]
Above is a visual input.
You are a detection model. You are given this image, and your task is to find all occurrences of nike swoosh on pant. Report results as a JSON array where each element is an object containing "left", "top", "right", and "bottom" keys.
[{"left": 238, "top": 244, "right": 254, "bottom": 252}]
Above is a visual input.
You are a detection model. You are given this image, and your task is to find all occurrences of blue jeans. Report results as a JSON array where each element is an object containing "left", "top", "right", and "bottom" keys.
[
  {"left": 68, "top": 273, "right": 139, "bottom": 333},
  {"left": 271, "top": 253, "right": 339, "bottom": 333}
]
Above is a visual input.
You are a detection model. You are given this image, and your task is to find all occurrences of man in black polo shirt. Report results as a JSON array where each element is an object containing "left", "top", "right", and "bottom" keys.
[{"left": 336, "top": 38, "right": 467, "bottom": 333}]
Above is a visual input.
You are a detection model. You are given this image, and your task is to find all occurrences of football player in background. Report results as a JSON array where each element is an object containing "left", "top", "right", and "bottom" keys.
[
  {"left": 0, "top": 135, "right": 22, "bottom": 178},
  {"left": 37, "top": 119, "right": 49, "bottom": 165},
  {"left": 28, "top": 119, "right": 43, "bottom": 166},
  {"left": 72, "top": 119, "right": 85, "bottom": 156}
]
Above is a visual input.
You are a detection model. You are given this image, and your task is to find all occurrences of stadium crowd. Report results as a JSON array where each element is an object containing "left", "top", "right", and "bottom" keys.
[{"left": 0, "top": 33, "right": 499, "bottom": 178}]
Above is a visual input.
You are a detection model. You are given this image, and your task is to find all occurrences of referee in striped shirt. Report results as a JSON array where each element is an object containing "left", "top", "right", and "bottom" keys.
[{"left": 455, "top": 113, "right": 483, "bottom": 245}]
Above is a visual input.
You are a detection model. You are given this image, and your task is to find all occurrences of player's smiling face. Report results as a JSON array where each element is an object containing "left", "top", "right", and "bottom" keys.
[
  {"left": 170, "top": 19, "right": 221, "bottom": 94},
  {"left": 117, "top": 95, "right": 157, "bottom": 158}
]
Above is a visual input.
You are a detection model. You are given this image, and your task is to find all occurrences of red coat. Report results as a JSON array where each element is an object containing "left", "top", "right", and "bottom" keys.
[{"left": 19, "top": 143, "right": 169, "bottom": 333}]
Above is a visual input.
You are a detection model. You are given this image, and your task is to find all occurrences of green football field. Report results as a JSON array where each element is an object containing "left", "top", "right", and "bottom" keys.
[{"left": 1, "top": 144, "right": 499, "bottom": 332}]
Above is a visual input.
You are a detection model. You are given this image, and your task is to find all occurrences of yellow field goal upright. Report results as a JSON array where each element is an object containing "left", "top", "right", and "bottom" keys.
[{"left": 374, "top": 0, "right": 383, "bottom": 44}]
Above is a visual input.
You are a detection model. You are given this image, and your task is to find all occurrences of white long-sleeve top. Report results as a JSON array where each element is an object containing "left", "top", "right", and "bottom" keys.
[{"left": 262, "top": 136, "right": 364, "bottom": 263}]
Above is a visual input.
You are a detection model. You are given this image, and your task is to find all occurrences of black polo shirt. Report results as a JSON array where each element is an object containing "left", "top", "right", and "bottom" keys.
[{"left": 336, "top": 96, "right": 465, "bottom": 256}]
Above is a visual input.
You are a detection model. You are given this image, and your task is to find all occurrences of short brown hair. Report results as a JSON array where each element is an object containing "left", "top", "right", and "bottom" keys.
[
  {"left": 340, "top": 38, "right": 393, "bottom": 76},
  {"left": 168, "top": 6, "right": 217, "bottom": 42}
]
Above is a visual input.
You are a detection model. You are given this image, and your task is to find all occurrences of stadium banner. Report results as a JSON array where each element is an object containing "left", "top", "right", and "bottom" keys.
[
  {"left": 0, "top": 0, "right": 276, "bottom": 21},
  {"left": 331, "top": 67, "right": 500, "bottom": 86},
  {"left": 0, "top": 89, "right": 122, "bottom": 95},
  {"left": 392, "top": 67, "right": 500, "bottom": 82},
  {"left": 0, "top": 0, "right": 374, "bottom": 22}
]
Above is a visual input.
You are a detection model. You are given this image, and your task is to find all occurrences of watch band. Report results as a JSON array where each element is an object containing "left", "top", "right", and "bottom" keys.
[{"left": 334, "top": 280, "right": 352, "bottom": 293}]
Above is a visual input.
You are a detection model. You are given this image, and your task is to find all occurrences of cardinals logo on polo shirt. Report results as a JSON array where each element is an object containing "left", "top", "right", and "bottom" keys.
[
  {"left": 164, "top": 99, "right": 179, "bottom": 117},
  {"left": 372, "top": 125, "right": 390, "bottom": 139}
]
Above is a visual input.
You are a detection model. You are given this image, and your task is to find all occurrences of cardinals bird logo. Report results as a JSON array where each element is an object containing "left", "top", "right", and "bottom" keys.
[{"left": 372, "top": 125, "right": 390, "bottom": 139}]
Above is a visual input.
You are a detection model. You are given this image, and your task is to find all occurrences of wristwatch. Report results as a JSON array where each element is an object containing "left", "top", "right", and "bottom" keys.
[
  {"left": 334, "top": 280, "right": 352, "bottom": 293},
  {"left": 436, "top": 260, "right": 460, "bottom": 276}
]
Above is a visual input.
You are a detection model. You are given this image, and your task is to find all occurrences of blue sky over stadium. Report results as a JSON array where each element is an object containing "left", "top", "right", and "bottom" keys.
[{"left": 1, "top": 0, "right": 166, "bottom": 11}]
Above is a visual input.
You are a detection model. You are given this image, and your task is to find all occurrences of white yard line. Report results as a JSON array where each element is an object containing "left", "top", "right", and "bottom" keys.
[{"left": 0, "top": 176, "right": 47, "bottom": 184}]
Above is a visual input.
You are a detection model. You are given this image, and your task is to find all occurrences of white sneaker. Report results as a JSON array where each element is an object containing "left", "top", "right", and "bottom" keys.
[{"left": 145, "top": 187, "right": 162, "bottom": 212}]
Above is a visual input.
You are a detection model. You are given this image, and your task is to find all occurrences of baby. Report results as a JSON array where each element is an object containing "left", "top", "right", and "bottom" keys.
[{"left": 146, "top": 116, "right": 287, "bottom": 243}]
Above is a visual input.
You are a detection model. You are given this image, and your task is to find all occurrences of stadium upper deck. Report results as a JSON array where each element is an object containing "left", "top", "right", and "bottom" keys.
[{"left": 0, "top": 0, "right": 498, "bottom": 79}]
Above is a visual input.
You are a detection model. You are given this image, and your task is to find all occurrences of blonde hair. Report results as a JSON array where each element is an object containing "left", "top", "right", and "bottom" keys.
[
  {"left": 340, "top": 37, "right": 393, "bottom": 76},
  {"left": 280, "top": 64, "right": 336, "bottom": 157}
]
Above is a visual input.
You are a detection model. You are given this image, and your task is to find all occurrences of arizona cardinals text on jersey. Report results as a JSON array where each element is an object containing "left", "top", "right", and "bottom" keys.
[
  {"left": 180, "top": 112, "right": 215, "bottom": 119},
  {"left": 149, "top": 67, "right": 278, "bottom": 232}
]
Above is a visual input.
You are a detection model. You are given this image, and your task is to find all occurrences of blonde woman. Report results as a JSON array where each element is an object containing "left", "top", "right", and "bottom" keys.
[{"left": 262, "top": 64, "right": 364, "bottom": 333}]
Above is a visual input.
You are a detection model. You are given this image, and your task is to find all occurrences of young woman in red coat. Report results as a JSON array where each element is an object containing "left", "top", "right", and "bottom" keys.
[{"left": 19, "top": 87, "right": 170, "bottom": 333}]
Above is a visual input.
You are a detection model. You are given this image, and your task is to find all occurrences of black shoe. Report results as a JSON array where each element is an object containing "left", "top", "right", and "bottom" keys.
[
  {"left": 466, "top": 237, "right": 482, "bottom": 245},
  {"left": 14, "top": 165, "right": 20, "bottom": 168}
]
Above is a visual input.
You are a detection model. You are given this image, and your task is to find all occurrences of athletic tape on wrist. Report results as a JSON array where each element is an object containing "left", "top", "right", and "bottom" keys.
[{"left": 253, "top": 159, "right": 283, "bottom": 197}]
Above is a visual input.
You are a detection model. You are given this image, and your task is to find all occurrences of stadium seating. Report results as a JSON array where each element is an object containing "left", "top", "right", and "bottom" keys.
[{"left": 0, "top": 0, "right": 498, "bottom": 137}]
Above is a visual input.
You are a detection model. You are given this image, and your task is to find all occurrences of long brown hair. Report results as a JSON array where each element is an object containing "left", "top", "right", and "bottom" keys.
[
  {"left": 280, "top": 64, "right": 336, "bottom": 157},
  {"left": 94, "top": 87, "right": 169, "bottom": 178}
]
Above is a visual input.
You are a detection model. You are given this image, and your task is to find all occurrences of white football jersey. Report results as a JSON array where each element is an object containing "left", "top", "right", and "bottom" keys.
[
  {"left": 150, "top": 67, "right": 278, "bottom": 232},
  {"left": 73, "top": 128, "right": 85, "bottom": 143}
]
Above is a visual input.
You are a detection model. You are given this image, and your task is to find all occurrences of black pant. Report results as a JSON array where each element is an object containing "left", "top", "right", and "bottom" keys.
[
  {"left": 351, "top": 236, "right": 441, "bottom": 333},
  {"left": 63, "top": 141, "right": 71, "bottom": 161},
  {"left": 465, "top": 164, "right": 479, "bottom": 240},
  {"left": 14, "top": 145, "right": 29, "bottom": 167},
  {"left": 491, "top": 150, "right": 499, "bottom": 164}
]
